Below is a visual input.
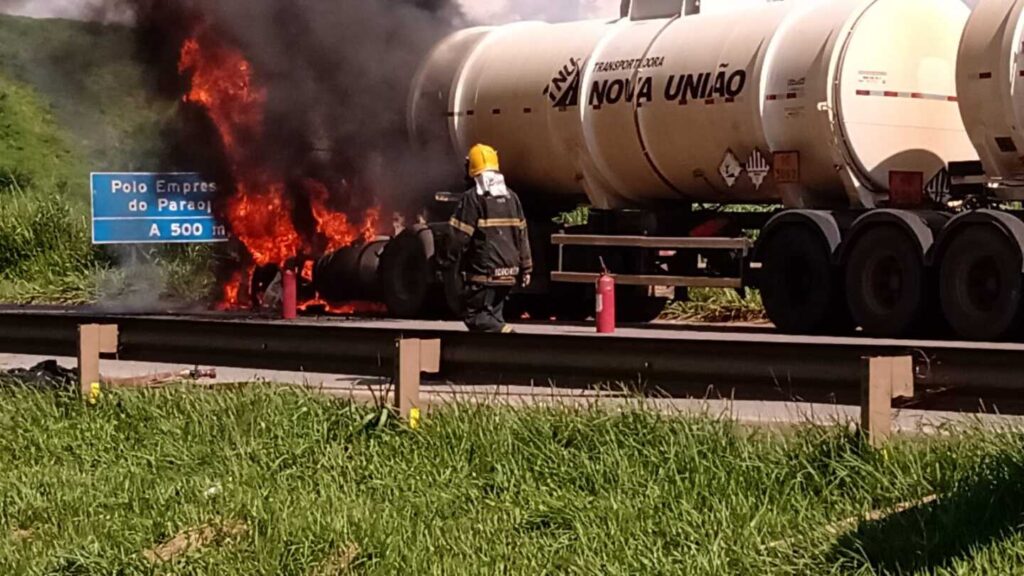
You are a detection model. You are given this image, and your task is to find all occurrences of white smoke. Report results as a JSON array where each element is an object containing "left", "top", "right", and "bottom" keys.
[
  {"left": 456, "top": 0, "right": 981, "bottom": 24},
  {"left": 458, "top": 0, "right": 620, "bottom": 23},
  {"left": 2, "top": 0, "right": 618, "bottom": 21},
  {"left": 0, "top": 0, "right": 129, "bottom": 21},
  {"left": 1, "top": 0, "right": 81, "bottom": 18},
  {"left": 2, "top": 0, "right": 985, "bottom": 22}
]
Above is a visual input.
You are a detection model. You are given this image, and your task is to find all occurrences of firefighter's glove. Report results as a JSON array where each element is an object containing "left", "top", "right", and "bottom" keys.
[{"left": 521, "top": 273, "right": 532, "bottom": 288}]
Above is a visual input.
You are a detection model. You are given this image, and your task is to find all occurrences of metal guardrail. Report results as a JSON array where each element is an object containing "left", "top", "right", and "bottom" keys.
[{"left": 1, "top": 310, "right": 1023, "bottom": 394}]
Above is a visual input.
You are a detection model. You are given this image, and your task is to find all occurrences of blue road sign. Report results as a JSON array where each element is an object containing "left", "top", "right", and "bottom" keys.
[{"left": 91, "top": 173, "right": 229, "bottom": 245}]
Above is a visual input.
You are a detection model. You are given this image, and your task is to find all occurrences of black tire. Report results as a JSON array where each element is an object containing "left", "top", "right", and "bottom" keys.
[
  {"left": 759, "top": 225, "right": 848, "bottom": 334},
  {"left": 379, "top": 228, "right": 434, "bottom": 318},
  {"left": 940, "top": 226, "right": 1023, "bottom": 341},
  {"left": 313, "top": 240, "right": 387, "bottom": 302},
  {"left": 844, "top": 226, "right": 928, "bottom": 337}
]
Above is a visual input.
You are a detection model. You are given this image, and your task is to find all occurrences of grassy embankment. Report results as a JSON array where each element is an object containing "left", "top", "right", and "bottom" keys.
[
  {"left": 1, "top": 385, "right": 1023, "bottom": 574},
  {"left": 0, "top": 14, "right": 210, "bottom": 304}
]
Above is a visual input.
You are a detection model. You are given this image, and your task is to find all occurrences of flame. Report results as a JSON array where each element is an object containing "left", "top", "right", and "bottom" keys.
[
  {"left": 361, "top": 207, "right": 381, "bottom": 244},
  {"left": 298, "top": 299, "right": 387, "bottom": 316},
  {"left": 178, "top": 23, "right": 382, "bottom": 313},
  {"left": 227, "top": 181, "right": 304, "bottom": 268},
  {"left": 215, "top": 269, "right": 244, "bottom": 311},
  {"left": 306, "top": 180, "right": 358, "bottom": 253},
  {"left": 178, "top": 35, "right": 265, "bottom": 158}
]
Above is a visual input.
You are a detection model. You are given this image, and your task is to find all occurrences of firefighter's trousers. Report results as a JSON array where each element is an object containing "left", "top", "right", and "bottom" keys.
[{"left": 463, "top": 283, "right": 513, "bottom": 333}]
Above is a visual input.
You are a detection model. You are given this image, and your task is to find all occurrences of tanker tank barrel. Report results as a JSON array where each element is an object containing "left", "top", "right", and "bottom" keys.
[{"left": 412, "top": 0, "right": 975, "bottom": 211}]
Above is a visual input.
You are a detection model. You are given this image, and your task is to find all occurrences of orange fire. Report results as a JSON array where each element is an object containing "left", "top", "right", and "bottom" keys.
[
  {"left": 361, "top": 207, "right": 381, "bottom": 243},
  {"left": 301, "top": 260, "right": 315, "bottom": 284},
  {"left": 214, "top": 269, "right": 245, "bottom": 311},
  {"left": 178, "top": 36, "right": 265, "bottom": 159},
  {"left": 178, "top": 23, "right": 381, "bottom": 312},
  {"left": 298, "top": 299, "right": 388, "bottom": 316}
]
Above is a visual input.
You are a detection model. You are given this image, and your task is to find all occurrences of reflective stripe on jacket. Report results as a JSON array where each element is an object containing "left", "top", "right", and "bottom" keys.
[{"left": 442, "top": 186, "right": 532, "bottom": 286}]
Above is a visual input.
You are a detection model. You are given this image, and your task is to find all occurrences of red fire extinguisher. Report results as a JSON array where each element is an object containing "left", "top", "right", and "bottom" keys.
[
  {"left": 282, "top": 269, "right": 298, "bottom": 320},
  {"left": 596, "top": 259, "right": 616, "bottom": 334}
]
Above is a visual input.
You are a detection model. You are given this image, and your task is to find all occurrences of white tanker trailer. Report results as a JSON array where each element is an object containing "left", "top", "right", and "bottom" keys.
[{"left": 384, "top": 0, "right": 1024, "bottom": 340}]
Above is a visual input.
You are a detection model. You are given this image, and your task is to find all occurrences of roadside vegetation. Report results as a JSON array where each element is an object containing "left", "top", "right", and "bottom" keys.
[
  {"left": 0, "top": 76, "right": 107, "bottom": 302},
  {"left": 1, "top": 385, "right": 1023, "bottom": 574},
  {"left": 0, "top": 14, "right": 209, "bottom": 305},
  {"left": 662, "top": 287, "right": 767, "bottom": 323}
]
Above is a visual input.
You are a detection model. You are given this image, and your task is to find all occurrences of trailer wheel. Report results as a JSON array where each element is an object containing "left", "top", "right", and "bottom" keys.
[
  {"left": 940, "top": 226, "right": 1023, "bottom": 341},
  {"left": 759, "top": 226, "right": 846, "bottom": 334},
  {"left": 844, "top": 227, "right": 927, "bottom": 337},
  {"left": 379, "top": 228, "right": 434, "bottom": 318}
]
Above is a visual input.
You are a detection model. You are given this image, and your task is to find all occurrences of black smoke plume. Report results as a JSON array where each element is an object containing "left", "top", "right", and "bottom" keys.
[
  {"left": 74, "top": 0, "right": 466, "bottom": 308},
  {"left": 105, "top": 0, "right": 463, "bottom": 225}
]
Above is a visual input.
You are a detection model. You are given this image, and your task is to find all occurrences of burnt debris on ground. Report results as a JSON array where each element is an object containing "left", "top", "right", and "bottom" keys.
[{"left": 0, "top": 360, "right": 77, "bottom": 392}]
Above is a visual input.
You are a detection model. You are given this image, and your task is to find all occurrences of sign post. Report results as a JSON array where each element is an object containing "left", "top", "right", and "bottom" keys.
[{"left": 91, "top": 173, "right": 229, "bottom": 245}]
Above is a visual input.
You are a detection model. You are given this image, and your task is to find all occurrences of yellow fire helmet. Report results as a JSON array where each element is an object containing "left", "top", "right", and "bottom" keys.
[{"left": 467, "top": 144, "right": 500, "bottom": 177}]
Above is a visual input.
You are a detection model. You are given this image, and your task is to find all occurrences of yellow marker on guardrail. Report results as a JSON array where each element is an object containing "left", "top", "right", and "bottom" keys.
[
  {"left": 409, "top": 407, "right": 421, "bottom": 430},
  {"left": 88, "top": 382, "right": 102, "bottom": 405}
]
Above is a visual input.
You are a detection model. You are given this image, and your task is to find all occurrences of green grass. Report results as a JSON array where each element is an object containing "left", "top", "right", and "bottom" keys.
[
  {"left": 663, "top": 288, "right": 767, "bottom": 323},
  {"left": 0, "top": 80, "right": 107, "bottom": 303},
  {"left": 0, "top": 15, "right": 172, "bottom": 181},
  {"left": 1, "top": 386, "right": 1024, "bottom": 574},
  {"left": 0, "top": 80, "right": 80, "bottom": 193}
]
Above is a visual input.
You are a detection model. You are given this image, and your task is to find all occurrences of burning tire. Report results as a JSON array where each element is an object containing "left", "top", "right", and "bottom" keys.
[
  {"left": 379, "top": 225, "right": 436, "bottom": 318},
  {"left": 313, "top": 240, "right": 387, "bottom": 303},
  {"left": 940, "top": 226, "right": 1023, "bottom": 341}
]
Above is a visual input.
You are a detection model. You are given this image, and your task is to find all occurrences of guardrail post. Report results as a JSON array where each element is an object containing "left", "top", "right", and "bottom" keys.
[
  {"left": 78, "top": 324, "right": 118, "bottom": 400},
  {"left": 861, "top": 356, "right": 914, "bottom": 446},
  {"left": 395, "top": 338, "right": 441, "bottom": 424}
]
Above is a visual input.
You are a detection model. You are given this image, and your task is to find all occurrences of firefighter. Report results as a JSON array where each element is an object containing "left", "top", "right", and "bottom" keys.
[{"left": 441, "top": 144, "right": 532, "bottom": 333}]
